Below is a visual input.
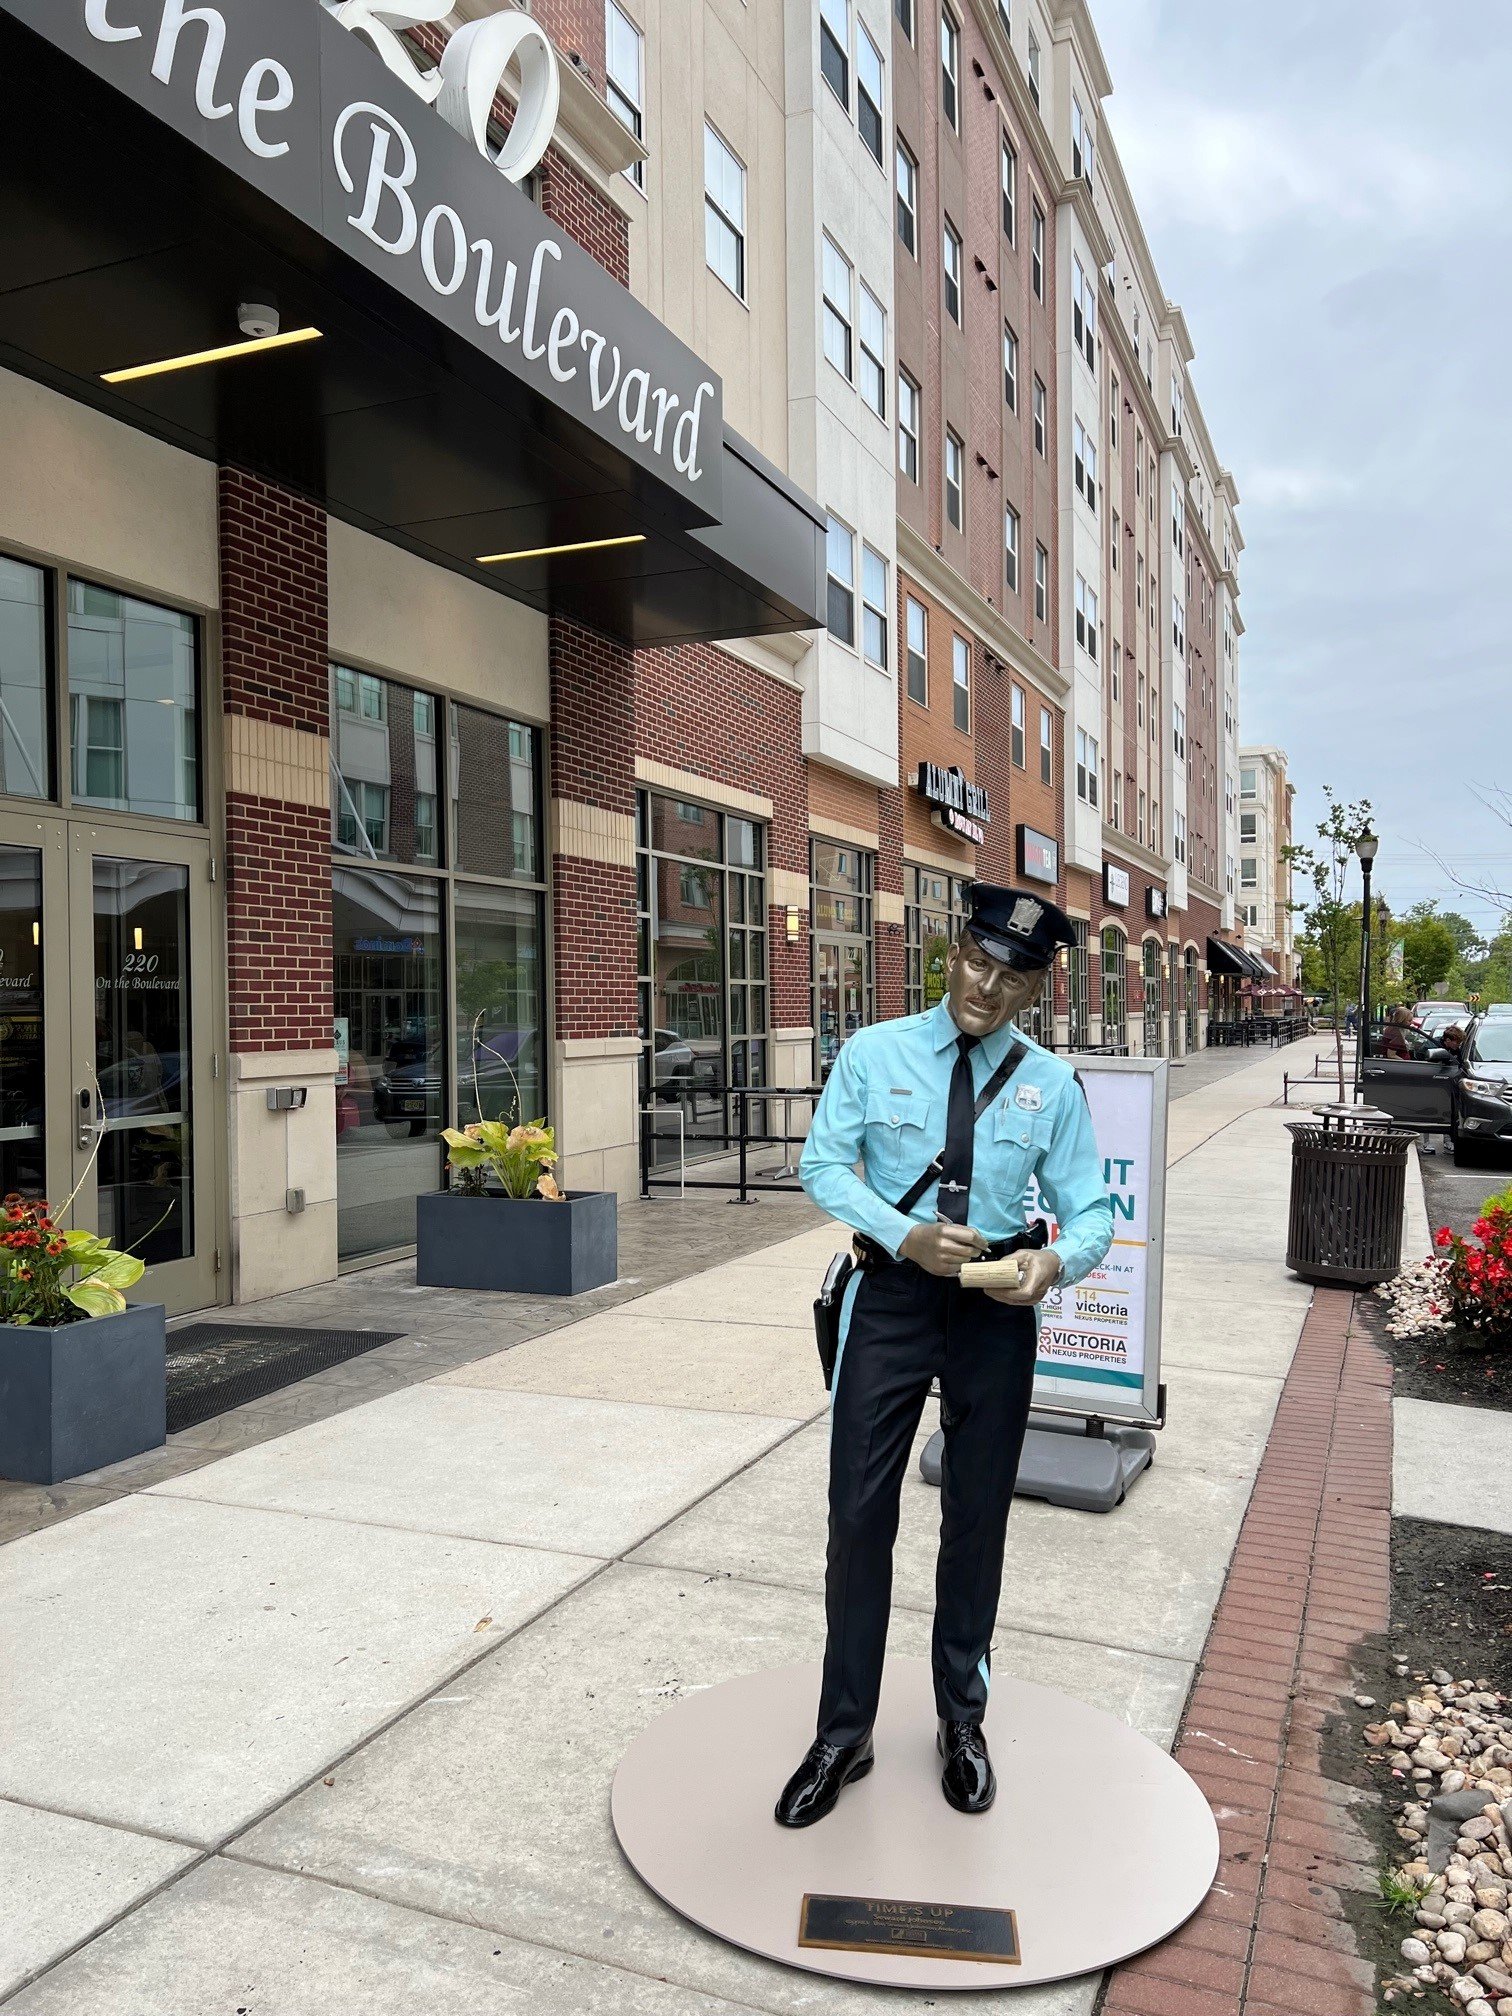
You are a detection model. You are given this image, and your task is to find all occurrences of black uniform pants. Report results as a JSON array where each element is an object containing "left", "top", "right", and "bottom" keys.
[{"left": 818, "top": 1261, "right": 1038, "bottom": 1747}]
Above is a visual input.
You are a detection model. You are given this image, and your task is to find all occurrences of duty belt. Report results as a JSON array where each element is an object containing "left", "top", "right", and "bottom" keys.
[{"left": 852, "top": 1219, "right": 1049, "bottom": 1274}]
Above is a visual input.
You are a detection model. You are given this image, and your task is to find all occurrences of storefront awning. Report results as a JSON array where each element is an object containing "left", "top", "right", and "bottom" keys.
[
  {"left": 1206, "top": 936, "right": 1253, "bottom": 978},
  {"left": 0, "top": 1, "right": 824, "bottom": 647},
  {"left": 1248, "top": 951, "right": 1280, "bottom": 982}
]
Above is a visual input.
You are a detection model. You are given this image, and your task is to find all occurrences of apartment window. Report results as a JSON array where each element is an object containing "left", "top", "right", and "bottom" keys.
[
  {"left": 857, "top": 25, "right": 885, "bottom": 162},
  {"left": 1110, "top": 770, "right": 1122, "bottom": 828},
  {"left": 943, "top": 218, "right": 963, "bottom": 324},
  {"left": 1174, "top": 810, "right": 1187, "bottom": 864},
  {"left": 895, "top": 139, "right": 918, "bottom": 254},
  {"left": 952, "top": 633, "right": 970, "bottom": 730},
  {"left": 820, "top": 0, "right": 850, "bottom": 109},
  {"left": 1072, "top": 257, "right": 1096, "bottom": 368},
  {"left": 605, "top": 1, "right": 645, "bottom": 188},
  {"left": 860, "top": 285, "right": 886, "bottom": 418},
  {"left": 896, "top": 0, "right": 914, "bottom": 42},
  {"left": 1000, "top": 134, "right": 1017, "bottom": 242},
  {"left": 1111, "top": 509, "right": 1120, "bottom": 568},
  {"left": 1172, "top": 489, "right": 1185, "bottom": 561},
  {"left": 1226, "top": 853, "right": 1235, "bottom": 895},
  {"left": 1004, "top": 504, "right": 1020, "bottom": 593},
  {"left": 1075, "top": 727, "right": 1098, "bottom": 807},
  {"left": 1239, "top": 810, "right": 1257, "bottom": 842},
  {"left": 944, "top": 429, "right": 964, "bottom": 530},
  {"left": 898, "top": 369, "right": 920, "bottom": 480},
  {"left": 1073, "top": 418, "right": 1097, "bottom": 511},
  {"left": 1137, "top": 787, "right": 1146, "bottom": 846},
  {"left": 1110, "top": 639, "right": 1121, "bottom": 702},
  {"left": 1071, "top": 95, "right": 1094, "bottom": 183},
  {"left": 1149, "top": 456, "right": 1157, "bottom": 520},
  {"left": 1240, "top": 766, "right": 1257, "bottom": 797},
  {"left": 1135, "top": 554, "right": 1144, "bottom": 609},
  {"left": 1010, "top": 682, "right": 1026, "bottom": 767},
  {"left": 1240, "top": 856, "right": 1257, "bottom": 890},
  {"left": 1039, "top": 704, "right": 1053, "bottom": 783},
  {"left": 1034, "top": 542, "right": 1048, "bottom": 621},
  {"left": 1137, "top": 669, "right": 1145, "bottom": 729},
  {"left": 1135, "top": 433, "right": 1143, "bottom": 493},
  {"left": 1110, "top": 373, "right": 1119, "bottom": 447},
  {"left": 703, "top": 125, "right": 746, "bottom": 298},
  {"left": 1172, "top": 591, "right": 1185, "bottom": 660},
  {"left": 1000, "top": 320, "right": 1018, "bottom": 411},
  {"left": 862, "top": 546, "right": 889, "bottom": 669},
  {"left": 1031, "top": 202, "right": 1045, "bottom": 299},
  {"left": 1074, "top": 574, "right": 1098, "bottom": 659},
  {"left": 997, "top": 0, "right": 1011, "bottom": 34},
  {"left": 825, "top": 515, "right": 855, "bottom": 645},
  {"left": 1173, "top": 703, "right": 1186, "bottom": 760},
  {"left": 940, "top": 9, "right": 960, "bottom": 131},
  {"left": 1032, "top": 376, "right": 1046, "bottom": 456},
  {"left": 905, "top": 595, "right": 928, "bottom": 702},
  {"left": 822, "top": 236, "right": 853, "bottom": 378},
  {"left": 1027, "top": 26, "right": 1041, "bottom": 105},
  {"left": 1170, "top": 375, "right": 1184, "bottom": 438}
]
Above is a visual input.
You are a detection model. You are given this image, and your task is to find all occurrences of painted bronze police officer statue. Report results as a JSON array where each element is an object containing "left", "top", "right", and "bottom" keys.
[{"left": 777, "top": 885, "right": 1113, "bottom": 1827}]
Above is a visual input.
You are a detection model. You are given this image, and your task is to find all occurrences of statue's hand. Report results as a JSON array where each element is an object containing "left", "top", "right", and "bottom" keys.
[
  {"left": 982, "top": 1249, "right": 1062, "bottom": 1306},
  {"left": 898, "top": 1222, "right": 988, "bottom": 1277}
]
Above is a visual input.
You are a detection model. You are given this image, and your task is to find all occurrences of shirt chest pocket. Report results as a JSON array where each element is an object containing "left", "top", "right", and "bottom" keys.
[
  {"left": 991, "top": 1102, "right": 1055, "bottom": 1195},
  {"left": 863, "top": 1093, "right": 935, "bottom": 1187}
]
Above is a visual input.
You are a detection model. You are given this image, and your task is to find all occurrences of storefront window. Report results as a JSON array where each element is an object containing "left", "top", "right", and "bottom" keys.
[
  {"left": 1101, "top": 926, "right": 1128, "bottom": 1050},
  {"left": 1021, "top": 966, "right": 1056, "bottom": 1048},
  {"left": 67, "top": 580, "right": 199, "bottom": 821},
  {"left": 0, "top": 844, "right": 45, "bottom": 1196},
  {"left": 0, "top": 556, "right": 50, "bottom": 802},
  {"left": 904, "top": 864, "right": 968, "bottom": 1016},
  {"left": 1185, "top": 946, "right": 1200, "bottom": 1050},
  {"left": 1067, "top": 919, "right": 1090, "bottom": 1048},
  {"left": 812, "top": 840, "right": 874, "bottom": 1076},
  {"left": 636, "top": 792, "right": 769, "bottom": 1164},
  {"left": 1142, "top": 938, "right": 1164, "bottom": 1055},
  {"left": 332, "top": 674, "right": 545, "bottom": 1261},
  {"left": 1168, "top": 942, "right": 1182, "bottom": 1055}
]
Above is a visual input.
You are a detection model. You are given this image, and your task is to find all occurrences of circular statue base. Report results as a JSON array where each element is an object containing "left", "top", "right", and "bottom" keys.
[{"left": 611, "top": 1657, "right": 1218, "bottom": 1991}]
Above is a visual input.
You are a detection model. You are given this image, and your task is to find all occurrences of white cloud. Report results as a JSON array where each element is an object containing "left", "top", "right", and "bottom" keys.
[{"left": 1242, "top": 465, "right": 1361, "bottom": 510}]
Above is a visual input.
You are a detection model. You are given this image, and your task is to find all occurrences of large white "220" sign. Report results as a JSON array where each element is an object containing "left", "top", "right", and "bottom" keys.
[{"left": 327, "top": 1, "right": 561, "bottom": 184}]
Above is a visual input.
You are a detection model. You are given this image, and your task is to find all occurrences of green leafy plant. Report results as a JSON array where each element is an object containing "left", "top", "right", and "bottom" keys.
[
  {"left": 1285, "top": 787, "right": 1375, "bottom": 1098},
  {"left": 1, "top": 1194, "right": 146, "bottom": 1326},
  {"left": 1375, "top": 1862, "right": 1429, "bottom": 1919},
  {"left": 441, "top": 1120, "right": 563, "bottom": 1200}
]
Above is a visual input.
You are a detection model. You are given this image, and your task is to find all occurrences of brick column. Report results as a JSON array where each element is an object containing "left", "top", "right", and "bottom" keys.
[
  {"left": 218, "top": 468, "right": 338, "bottom": 1297},
  {"left": 548, "top": 614, "right": 641, "bottom": 1193}
]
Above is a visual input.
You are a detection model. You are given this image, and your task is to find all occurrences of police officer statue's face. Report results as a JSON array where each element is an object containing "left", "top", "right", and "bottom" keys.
[{"left": 945, "top": 935, "right": 1046, "bottom": 1039}]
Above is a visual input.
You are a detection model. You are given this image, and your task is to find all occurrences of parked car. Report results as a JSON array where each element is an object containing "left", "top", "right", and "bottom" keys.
[
  {"left": 652, "top": 1028, "right": 695, "bottom": 1099},
  {"left": 1415, "top": 1005, "right": 1466, "bottom": 1041},
  {"left": 1361, "top": 1014, "right": 1512, "bottom": 1166}
]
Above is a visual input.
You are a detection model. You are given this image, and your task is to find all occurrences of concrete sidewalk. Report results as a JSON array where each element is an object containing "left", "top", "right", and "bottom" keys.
[{"left": 1, "top": 1041, "right": 1322, "bottom": 2014}]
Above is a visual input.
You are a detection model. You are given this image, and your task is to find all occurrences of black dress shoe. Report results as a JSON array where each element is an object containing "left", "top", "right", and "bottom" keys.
[
  {"left": 937, "top": 1718, "right": 996, "bottom": 1814},
  {"left": 773, "top": 1736, "right": 875, "bottom": 1827}
]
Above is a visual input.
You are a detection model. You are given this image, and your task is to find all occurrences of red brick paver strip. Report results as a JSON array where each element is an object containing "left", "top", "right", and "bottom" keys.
[{"left": 1100, "top": 1287, "right": 1392, "bottom": 2016}]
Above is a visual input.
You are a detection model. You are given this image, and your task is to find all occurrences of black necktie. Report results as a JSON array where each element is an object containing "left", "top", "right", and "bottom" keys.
[{"left": 936, "top": 1033, "right": 978, "bottom": 1225}]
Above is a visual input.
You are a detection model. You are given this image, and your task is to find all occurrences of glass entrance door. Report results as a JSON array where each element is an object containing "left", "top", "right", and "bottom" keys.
[
  {"left": 814, "top": 937, "right": 867, "bottom": 1079},
  {"left": 0, "top": 809, "right": 218, "bottom": 1314}
]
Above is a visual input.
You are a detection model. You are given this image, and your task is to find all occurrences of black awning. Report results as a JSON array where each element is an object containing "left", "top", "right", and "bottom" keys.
[
  {"left": 0, "top": 1, "right": 824, "bottom": 647},
  {"left": 1249, "top": 951, "right": 1280, "bottom": 981},
  {"left": 1207, "top": 936, "right": 1251, "bottom": 977}
]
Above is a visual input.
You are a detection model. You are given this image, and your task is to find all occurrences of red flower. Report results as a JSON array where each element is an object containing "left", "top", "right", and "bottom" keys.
[
  {"left": 1434, "top": 1227, "right": 1454, "bottom": 1249},
  {"left": 1473, "top": 1217, "right": 1492, "bottom": 1243}
]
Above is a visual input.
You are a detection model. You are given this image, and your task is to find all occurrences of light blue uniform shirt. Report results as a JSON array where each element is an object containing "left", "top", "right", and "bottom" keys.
[{"left": 799, "top": 1001, "right": 1114, "bottom": 1287}]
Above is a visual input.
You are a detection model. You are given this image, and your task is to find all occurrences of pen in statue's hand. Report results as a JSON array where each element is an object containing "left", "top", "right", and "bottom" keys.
[{"left": 898, "top": 1219, "right": 989, "bottom": 1277}]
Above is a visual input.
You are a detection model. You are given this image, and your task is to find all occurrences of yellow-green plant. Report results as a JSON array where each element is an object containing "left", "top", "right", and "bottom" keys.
[
  {"left": 1, "top": 1194, "right": 146, "bottom": 1325},
  {"left": 441, "top": 1121, "right": 564, "bottom": 1201}
]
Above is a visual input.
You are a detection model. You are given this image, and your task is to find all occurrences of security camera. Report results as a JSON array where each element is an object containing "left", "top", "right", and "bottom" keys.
[{"left": 237, "top": 301, "right": 280, "bottom": 341}]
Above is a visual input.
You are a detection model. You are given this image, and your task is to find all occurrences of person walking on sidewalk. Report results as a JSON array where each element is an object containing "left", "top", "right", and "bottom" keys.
[{"left": 775, "top": 885, "right": 1114, "bottom": 1828}]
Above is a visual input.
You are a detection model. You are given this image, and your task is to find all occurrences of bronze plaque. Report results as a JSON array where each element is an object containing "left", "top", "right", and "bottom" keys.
[{"left": 798, "top": 1893, "right": 1020, "bottom": 1965}]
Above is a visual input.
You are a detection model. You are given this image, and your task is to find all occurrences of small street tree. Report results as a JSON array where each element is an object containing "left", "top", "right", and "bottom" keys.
[
  {"left": 1285, "top": 788, "right": 1375, "bottom": 1100},
  {"left": 1399, "top": 904, "right": 1458, "bottom": 1002}
]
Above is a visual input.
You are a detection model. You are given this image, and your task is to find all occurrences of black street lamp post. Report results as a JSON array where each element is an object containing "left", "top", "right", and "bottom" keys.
[{"left": 1355, "top": 829, "right": 1378, "bottom": 1095}]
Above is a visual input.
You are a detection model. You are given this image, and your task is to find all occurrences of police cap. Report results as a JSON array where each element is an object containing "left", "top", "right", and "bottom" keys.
[{"left": 963, "top": 883, "right": 1076, "bottom": 972}]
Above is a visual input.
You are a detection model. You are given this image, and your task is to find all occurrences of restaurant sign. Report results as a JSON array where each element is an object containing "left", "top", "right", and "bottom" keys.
[
  {"left": 1103, "top": 863, "right": 1130, "bottom": 907},
  {"left": 17, "top": 0, "right": 720, "bottom": 517},
  {"left": 1017, "top": 823, "right": 1059, "bottom": 887},
  {"left": 915, "top": 763, "right": 989, "bottom": 846}
]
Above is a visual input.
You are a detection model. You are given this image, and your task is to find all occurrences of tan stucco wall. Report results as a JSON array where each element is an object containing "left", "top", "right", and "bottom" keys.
[
  {"left": 326, "top": 517, "right": 550, "bottom": 722},
  {"left": 0, "top": 367, "right": 218, "bottom": 607}
]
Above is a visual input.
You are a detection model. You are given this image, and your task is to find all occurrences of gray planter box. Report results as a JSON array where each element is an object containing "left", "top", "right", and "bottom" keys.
[
  {"left": 415, "top": 1191, "right": 617, "bottom": 1296},
  {"left": 0, "top": 1303, "right": 167, "bottom": 1486}
]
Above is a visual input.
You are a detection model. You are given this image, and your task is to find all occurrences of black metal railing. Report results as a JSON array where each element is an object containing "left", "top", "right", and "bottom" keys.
[{"left": 639, "top": 1083, "right": 823, "bottom": 1204}]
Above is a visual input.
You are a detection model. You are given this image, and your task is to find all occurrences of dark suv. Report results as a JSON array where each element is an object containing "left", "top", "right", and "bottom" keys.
[{"left": 1360, "top": 1014, "right": 1512, "bottom": 1166}]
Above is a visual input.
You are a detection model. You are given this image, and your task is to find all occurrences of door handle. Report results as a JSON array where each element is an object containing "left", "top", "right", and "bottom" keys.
[{"left": 76, "top": 1087, "right": 102, "bottom": 1153}]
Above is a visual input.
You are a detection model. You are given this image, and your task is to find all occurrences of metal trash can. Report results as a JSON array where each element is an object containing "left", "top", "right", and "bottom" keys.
[{"left": 1285, "top": 1104, "right": 1410, "bottom": 1286}]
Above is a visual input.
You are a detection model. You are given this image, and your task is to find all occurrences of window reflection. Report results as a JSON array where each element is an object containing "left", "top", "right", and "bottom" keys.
[
  {"left": 455, "top": 884, "right": 544, "bottom": 1129},
  {"left": 331, "top": 666, "right": 440, "bottom": 868},
  {"left": 0, "top": 845, "right": 45, "bottom": 1198},
  {"left": 450, "top": 705, "right": 539, "bottom": 879},
  {"left": 0, "top": 556, "right": 50, "bottom": 802},
  {"left": 67, "top": 581, "right": 198, "bottom": 821}
]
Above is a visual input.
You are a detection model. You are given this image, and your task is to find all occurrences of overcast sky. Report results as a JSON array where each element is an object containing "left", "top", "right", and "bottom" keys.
[{"left": 1093, "top": 0, "right": 1511, "bottom": 940}]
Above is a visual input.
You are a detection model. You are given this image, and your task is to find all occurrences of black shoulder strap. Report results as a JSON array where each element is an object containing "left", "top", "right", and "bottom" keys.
[{"left": 893, "top": 1039, "right": 1030, "bottom": 1216}]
